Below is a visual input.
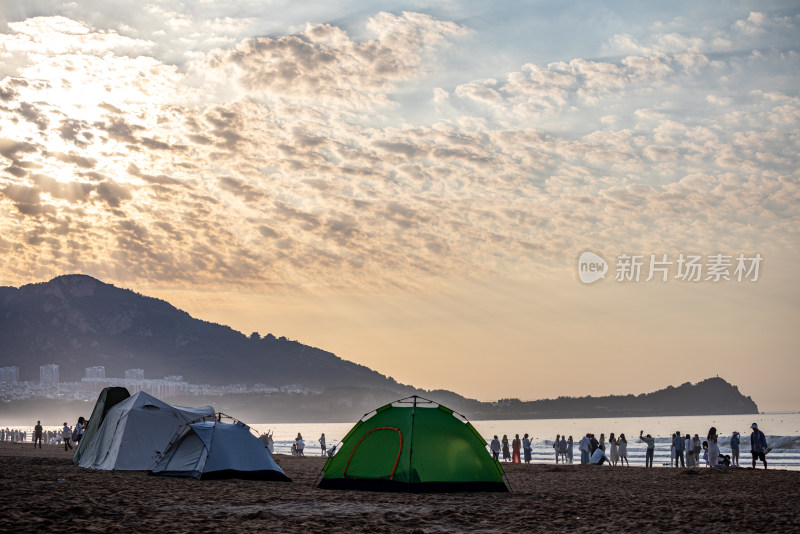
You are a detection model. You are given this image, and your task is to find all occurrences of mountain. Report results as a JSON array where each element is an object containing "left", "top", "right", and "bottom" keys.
[
  {"left": 186, "top": 377, "right": 757, "bottom": 423},
  {"left": 0, "top": 274, "right": 408, "bottom": 391},
  {"left": 0, "top": 275, "right": 759, "bottom": 424},
  {"left": 463, "top": 376, "right": 760, "bottom": 419}
]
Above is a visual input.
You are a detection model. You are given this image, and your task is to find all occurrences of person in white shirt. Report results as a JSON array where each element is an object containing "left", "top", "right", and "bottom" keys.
[
  {"left": 590, "top": 445, "right": 609, "bottom": 465},
  {"left": 522, "top": 433, "right": 532, "bottom": 464},
  {"left": 61, "top": 423, "right": 73, "bottom": 451},
  {"left": 489, "top": 436, "right": 500, "bottom": 462},
  {"left": 295, "top": 433, "right": 305, "bottom": 456},
  {"left": 684, "top": 434, "right": 695, "bottom": 467},
  {"left": 490, "top": 435, "right": 501, "bottom": 462},
  {"left": 578, "top": 434, "right": 591, "bottom": 465}
]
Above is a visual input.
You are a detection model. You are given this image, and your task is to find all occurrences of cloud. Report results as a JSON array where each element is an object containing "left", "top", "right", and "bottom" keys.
[
  {"left": 0, "top": 10, "right": 796, "bottom": 293},
  {"left": 202, "top": 12, "right": 466, "bottom": 110},
  {"left": 732, "top": 11, "right": 795, "bottom": 35}
]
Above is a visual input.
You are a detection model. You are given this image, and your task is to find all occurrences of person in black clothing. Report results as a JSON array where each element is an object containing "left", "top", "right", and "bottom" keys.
[
  {"left": 589, "top": 433, "right": 599, "bottom": 454},
  {"left": 33, "top": 421, "right": 43, "bottom": 448}
]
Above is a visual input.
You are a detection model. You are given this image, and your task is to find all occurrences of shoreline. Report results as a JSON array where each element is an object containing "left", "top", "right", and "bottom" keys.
[{"left": 2, "top": 442, "right": 799, "bottom": 532}]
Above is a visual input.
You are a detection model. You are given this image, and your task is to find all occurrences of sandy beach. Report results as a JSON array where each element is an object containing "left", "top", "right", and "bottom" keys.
[{"left": 1, "top": 442, "right": 798, "bottom": 533}]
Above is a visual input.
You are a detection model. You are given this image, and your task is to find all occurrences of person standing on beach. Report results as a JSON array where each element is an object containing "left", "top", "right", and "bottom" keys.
[
  {"left": 553, "top": 434, "right": 561, "bottom": 464},
  {"left": 673, "top": 430, "right": 685, "bottom": 467},
  {"left": 618, "top": 434, "right": 629, "bottom": 466},
  {"left": 522, "top": 433, "right": 532, "bottom": 464},
  {"left": 262, "top": 430, "right": 274, "bottom": 454},
  {"left": 558, "top": 435, "right": 568, "bottom": 463},
  {"left": 295, "top": 433, "right": 305, "bottom": 456},
  {"left": 750, "top": 423, "right": 768, "bottom": 469},
  {"left": 669, "top": 433, "right": 676, "bottom": 466},
  {"left": 589, "top": 434, "right": 598, "bottom": 455},
  {"left": 502, "top": 435, "right": 510, "bottom": 462},
  {"left": 74, "top": 417, "right": 86, "bottom": 443},
  {"left": 512, "top": 434, "right": 521, "bottom": 463},
  {"left": 319, "top": 433, "right": 326, "bottom": 457},
  {"left": 490, "top": 435, "right": 501, "bottom": 461},
  {"left": 608, "top": 433, "right": 619, "bottom": 466},
  {"left": 567, "top": 436, "right": 574, "bottom": 464},
  {"left": 684, "top": 434, "right": 694, "bottom": 467},
  {"left": 707, "top": 427, "right": 720, "bottom": 467},
  {"left": 33, "top": 421, "right": 43, "bottom": 448},
  {"left": 730, "top": 431, "right": 740, "bottom": 467},
  {"left": 578, "top": 434, "right": 591, "bottom": 465},
  {"left": 639, "top": 431, "right": 655, "bottom": 468},
  {"left": 61, "top": 423, "right": 72, "bottom": 451},
  {"left": 692, "top": 434, "right": 701, "bottom": 465}
]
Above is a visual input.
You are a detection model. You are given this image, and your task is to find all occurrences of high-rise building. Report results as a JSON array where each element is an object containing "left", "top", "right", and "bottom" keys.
[
  {"left": 124, "top": 368, "right": 144, "bottom": 381},
  {"left": 40, "top": 364, "right": 59, "bottom": 387},
  {"left": 0, "top": 366, "right": 19, "bottom": 383},
  {"left": 85, "top": 366, "right": 106, "bottom": 379}
]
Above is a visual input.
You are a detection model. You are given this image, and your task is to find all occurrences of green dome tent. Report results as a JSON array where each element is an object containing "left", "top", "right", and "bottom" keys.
[{"left": 318, "top": 396, "right": 507, "bottom": 492}]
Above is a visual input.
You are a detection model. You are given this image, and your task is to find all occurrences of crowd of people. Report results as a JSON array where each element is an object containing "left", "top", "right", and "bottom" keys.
[
  {"left": 1, "top": 427, "right": 28, "bottom": 443},
  {"left": 12, "top": 416, "right": 773, "bottom": 471},
  {"left": 656, "top": 423, "right": 770, "bottom": 469},
  {"left": 487, "top": 423, "right": 770, "bottom": 469},
  {"left": 2, "top": 416, "right": 87, "bottom": 451}
]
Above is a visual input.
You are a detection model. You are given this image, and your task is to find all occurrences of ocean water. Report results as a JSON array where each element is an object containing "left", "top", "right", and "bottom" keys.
[
  {"left": 6, "top": 412, "right": 798, "bottom": 470},
  {"left": 251, "top": 412, "right": 800, "bottom": 470}
]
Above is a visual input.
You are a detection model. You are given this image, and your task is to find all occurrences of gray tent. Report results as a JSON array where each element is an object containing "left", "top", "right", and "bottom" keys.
[
  {"left": 150, "top": 416, "right": 290, "bottom": 481},
  {"left": 73, "top": 386, "right": 131, "bottom": 465},
  {"left": 78, "top": 391, "right": 213, "bottom": 470}
]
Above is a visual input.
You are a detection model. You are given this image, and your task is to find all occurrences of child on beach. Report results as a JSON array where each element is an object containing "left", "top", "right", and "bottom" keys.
[{"left": 730, "top": 431, "right": 740, "bottom": 467}]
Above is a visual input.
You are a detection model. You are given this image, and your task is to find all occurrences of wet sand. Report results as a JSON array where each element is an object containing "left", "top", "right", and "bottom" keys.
[{"left": 1, "top": 442, "right": 798, "bottom": 533}]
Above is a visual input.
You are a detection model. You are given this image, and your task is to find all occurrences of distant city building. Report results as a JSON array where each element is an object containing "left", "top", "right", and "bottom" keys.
[
  {"left": 0, "top": 366, "right": 19, "bottom": 383},
  {"left": 85, "top": 366, "right": 106, "bottom": 379},
  {"left": 124, "top": 368, "right": 144, "bottom": 381},
  {"left": 40, "top": 364, "right": 59, "bottom": 387}
]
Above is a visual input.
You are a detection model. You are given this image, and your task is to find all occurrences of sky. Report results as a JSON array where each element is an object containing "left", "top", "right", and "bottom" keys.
[{"left": 0, "top": 1, "right": 798, "bottom": 410}]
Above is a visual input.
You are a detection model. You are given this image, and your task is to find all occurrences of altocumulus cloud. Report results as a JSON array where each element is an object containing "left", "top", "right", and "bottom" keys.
[{"left": 0, "top": 10, "right": 798, "bottom": 290}]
